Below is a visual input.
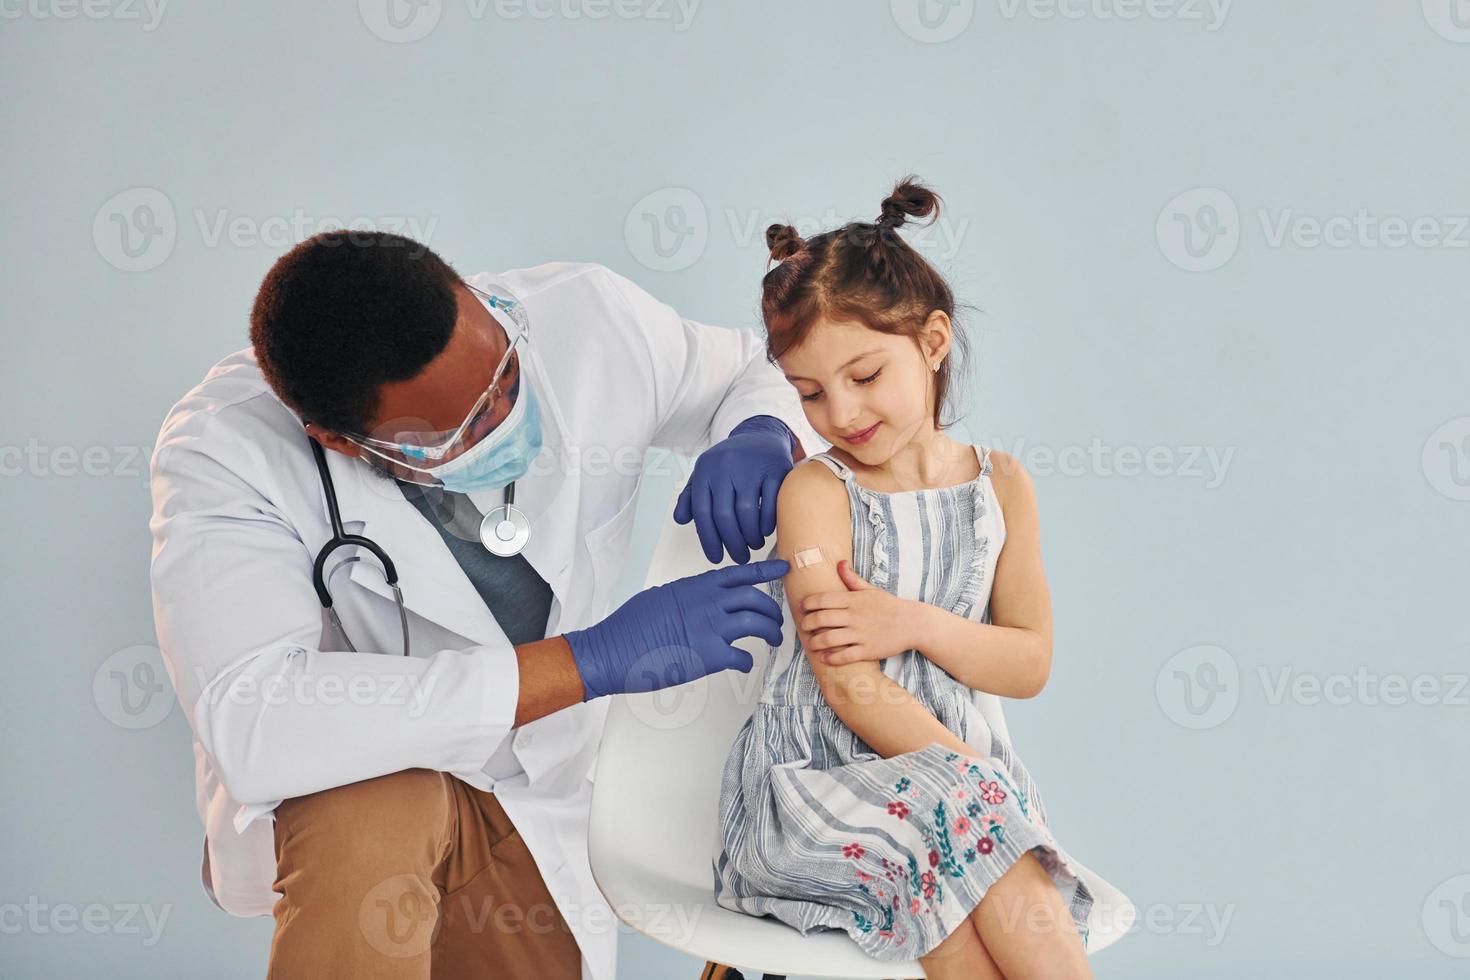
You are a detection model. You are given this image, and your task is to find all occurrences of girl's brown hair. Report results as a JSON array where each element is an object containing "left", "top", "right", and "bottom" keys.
[{"left": 761, "top": 176, "right": 969, "bottom": 431}]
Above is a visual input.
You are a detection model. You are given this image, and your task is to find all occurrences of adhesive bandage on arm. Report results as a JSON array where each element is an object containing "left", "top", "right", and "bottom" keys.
[{"left": 793, "top": 547, "right": 826, "bottom": 569}]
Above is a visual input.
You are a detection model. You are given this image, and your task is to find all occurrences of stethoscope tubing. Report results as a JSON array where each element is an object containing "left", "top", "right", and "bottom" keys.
[{"left": 308, "top": 436, "right": 411, "bottom": 656}]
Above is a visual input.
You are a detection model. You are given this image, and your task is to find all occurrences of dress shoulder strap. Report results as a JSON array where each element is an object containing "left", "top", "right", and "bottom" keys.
[{"left": 807, "top": 451, "right": 851, "bottom": 480}]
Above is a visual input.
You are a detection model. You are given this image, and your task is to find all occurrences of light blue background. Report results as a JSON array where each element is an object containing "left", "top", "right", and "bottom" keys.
[{"left": 3, "top": 1, "right": 1469, "bottom": 977}]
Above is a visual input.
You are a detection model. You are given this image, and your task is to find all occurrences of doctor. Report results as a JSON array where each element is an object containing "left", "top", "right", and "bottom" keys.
[{"left": 147, "top": 230, "right": 819, "bottom": 980}]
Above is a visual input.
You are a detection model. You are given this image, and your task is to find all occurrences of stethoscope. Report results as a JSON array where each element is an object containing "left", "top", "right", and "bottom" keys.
[{"left": 307, "top": 436, "right": 533, "bottom": 657}]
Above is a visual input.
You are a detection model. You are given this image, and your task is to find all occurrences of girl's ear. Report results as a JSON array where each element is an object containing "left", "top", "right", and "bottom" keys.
[{"left": 919, "top": 310, "right": 953, "bottom": 368}]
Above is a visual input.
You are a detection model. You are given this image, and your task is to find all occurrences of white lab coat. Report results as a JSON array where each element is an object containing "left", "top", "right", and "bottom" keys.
[{"left": 147, "top": 262, "right": 819, "bottom": 980}]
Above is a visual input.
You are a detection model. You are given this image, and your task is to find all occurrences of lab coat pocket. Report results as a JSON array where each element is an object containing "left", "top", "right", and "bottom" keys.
[{"left": 586, "top": 472, "right": 644, "bottom": 608}]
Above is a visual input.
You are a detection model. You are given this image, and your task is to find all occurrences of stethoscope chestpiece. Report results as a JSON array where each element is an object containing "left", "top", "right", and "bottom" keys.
[{"left": 478, "top": 480, "right": 531, "bottom": 557}]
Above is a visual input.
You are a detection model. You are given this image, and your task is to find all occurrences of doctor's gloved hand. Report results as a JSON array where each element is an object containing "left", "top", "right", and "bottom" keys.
[
  {"left": 563, "top": 559, "right": 789, "bottom": 701},
  {"left": 675, "top": 415, "right": 796, "bottom": 565}
]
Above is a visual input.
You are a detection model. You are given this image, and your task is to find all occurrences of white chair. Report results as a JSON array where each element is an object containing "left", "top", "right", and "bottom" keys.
[{"left": 589, "top": 481, "right": 1019, "bottom": 979}]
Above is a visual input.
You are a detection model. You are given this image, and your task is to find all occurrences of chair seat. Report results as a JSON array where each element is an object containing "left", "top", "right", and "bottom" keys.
[{"left": 589, "top": 827, "right": 922, "bottom": 978}]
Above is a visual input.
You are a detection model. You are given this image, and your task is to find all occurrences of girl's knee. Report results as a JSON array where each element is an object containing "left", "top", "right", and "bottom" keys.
[{"left": 921, "top": 916, "right": 981, "bottom": 962}]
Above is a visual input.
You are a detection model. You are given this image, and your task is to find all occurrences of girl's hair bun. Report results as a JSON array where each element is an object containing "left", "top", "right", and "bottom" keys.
[
  {"left": 876, "top": 176, "right": 942, "bottom": 231},
  {"left": 765, "top": 222, "right": 806, "bottom": 262}
]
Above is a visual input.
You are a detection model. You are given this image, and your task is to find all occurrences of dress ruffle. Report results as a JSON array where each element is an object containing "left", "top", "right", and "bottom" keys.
[
  {"left": 953, "top": 448, "right": 994, "bottom": 621},
  {"left": 854, "top": 484, "right": 893, "bottom": 591}
]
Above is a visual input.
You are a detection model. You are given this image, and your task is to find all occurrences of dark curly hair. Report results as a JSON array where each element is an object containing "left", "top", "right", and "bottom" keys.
[
  {"left": 760, "top": 176, "right": 969, "bottom": 432},
  {"left": 249, "top": 230, "right": 463, "bottom": 435}
]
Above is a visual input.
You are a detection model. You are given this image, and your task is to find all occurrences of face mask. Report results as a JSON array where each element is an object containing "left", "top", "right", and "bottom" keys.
[{"left": 425, "top": 376, "right": 543, "bottom": 493}]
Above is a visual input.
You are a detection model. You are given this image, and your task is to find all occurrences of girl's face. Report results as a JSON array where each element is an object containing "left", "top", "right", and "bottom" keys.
[{"left": 778, "top": 316, "right": 948, "bottom": 463}]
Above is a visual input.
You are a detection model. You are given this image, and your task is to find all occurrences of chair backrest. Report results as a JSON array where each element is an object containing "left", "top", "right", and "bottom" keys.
[{"left": 589, "top": 481, "right": 767, "bottom": 892}]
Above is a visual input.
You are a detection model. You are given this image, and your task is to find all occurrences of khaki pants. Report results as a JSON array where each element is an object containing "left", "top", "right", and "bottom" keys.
[{"left": 268, "top": 768, "right": 583, "bottom": 980}]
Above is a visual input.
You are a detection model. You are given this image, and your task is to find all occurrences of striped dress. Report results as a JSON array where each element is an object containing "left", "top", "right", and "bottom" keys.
[{"left": 712, "top": 445, "right": 1130, "bottom": 961}]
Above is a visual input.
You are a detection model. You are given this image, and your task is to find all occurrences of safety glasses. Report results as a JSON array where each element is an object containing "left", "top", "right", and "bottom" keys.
[{"left": 344, "top": 282, "right": 530, "bottom": 476}]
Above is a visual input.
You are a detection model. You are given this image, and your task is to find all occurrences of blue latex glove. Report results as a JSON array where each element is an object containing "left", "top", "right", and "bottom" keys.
[
  {"left": 674, "top": 415, "right": 797, "bottom": 565},
  {"left": 564, "top": 559, "right": 789, "bottom": 701}
]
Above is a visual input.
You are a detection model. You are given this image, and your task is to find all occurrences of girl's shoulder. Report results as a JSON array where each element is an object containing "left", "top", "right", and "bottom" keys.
[
  {"left": 782, "top": 454, "right": 853, "bottom": 501},
  {"left": 982, "top": 447, "right": 1033, "bottom": 527}
]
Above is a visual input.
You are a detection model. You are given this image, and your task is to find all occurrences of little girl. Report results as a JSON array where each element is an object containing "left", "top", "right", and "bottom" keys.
[{"left": 712, "top": 180, "right": 1133, "bottom": 979}]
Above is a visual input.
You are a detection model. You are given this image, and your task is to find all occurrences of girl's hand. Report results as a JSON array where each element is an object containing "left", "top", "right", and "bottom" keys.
[{"left": 799, "top": 560, "right": 925, "bottom": 665}]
